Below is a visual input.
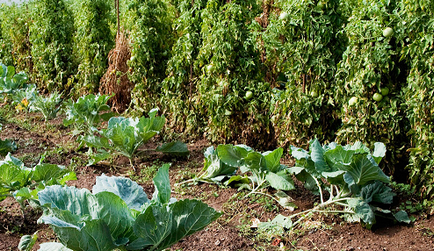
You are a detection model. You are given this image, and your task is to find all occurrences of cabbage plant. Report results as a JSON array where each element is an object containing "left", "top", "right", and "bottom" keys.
[
  {"left": 0, "top": 153, "right": 76, "bottom": 211},
  {"left": 20, "top": 164, "right": 221, "bottom": 251},
  {"left": 30, "top": 91, "right": 62, "bottom": 121},
  {"left": 63, "top": 94, "right": 114, "bottom": 136},
  {"left": 258, "top": 139, "right": 410, "bottom": 233},
  {"left": 83, "top": 109, "right": 189, "bottom": 169},
  {"left": 0, "top": 63, "right": 29, "bottom": 95},
  {"left": 0, "top": 138, "right": 16, "bottom": 157},
  {"left": 179, "top": 145, "right": 294, "bottom": 194}
]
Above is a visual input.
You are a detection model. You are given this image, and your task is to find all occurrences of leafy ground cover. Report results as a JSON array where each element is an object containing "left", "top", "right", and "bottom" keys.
[{"left": 0, "top": 112, "right": 434, "bottom": 250}]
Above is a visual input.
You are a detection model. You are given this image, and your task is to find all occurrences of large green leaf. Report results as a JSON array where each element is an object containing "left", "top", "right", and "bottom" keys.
[
  {"left": 358, "top": 181, "right": 395, "bottom": 204},
  {"left": 290, "top": 145, "right": 310, "bottom": 160},
  {"left": 92, "top": 174, "right": 149, "bottom": 210},
  {"left": 324, "top": 145, "right": 355, "bottom": 171},
  {"left": 0, "top": 138, "right": 17, "bottom": 157},
  {"left": 372, "top": 142, "right": 386, "bottom": 164},
  {"left": 95, "top": 192, "right": 136, "bottom": 242},
  {"left": 217, "top": 144, "right": 252, "bottom": 167},
  {"left": 51, "top": 218, "right": 117, "bottom": 251},
  {"left": 345, "top": 141, "right": 370, "bottom": 154},
  {"left": 156, "top": 141, "right": 189, "bottom": 157},
  {"left": 0, "top": 154, "right": 31, "bottom": 195},
  {"left": 152, "top": 164, "right": 171, "bottom": 205},
  {"left": 310, "top": 139, "right": 330, "bottom": 173},
  {"left": 82, "top": 135, "right": 111, "bottom": 149},
  {"left": 394, "top": 210, "right": 411, "bottom": 224},
  {"left": 37, "top": 242, "right": 73, "bottom": 251},
  {"left": 345, "top": 154, "right": 390, "bottom": 187},
  {"left": 137, "top": 110, "right": 165, "bottom": 140},
  {"left": 200, "top": 146, "right": 237, "bottom": 181},
  {"left": 263, "top": 148, "right": 284, "bottom": 173},
  {"left": 128, "top": 205, "right": 172, "bottom": 250},
  {"left": 155, "top": 199, "right": 222, "bottom": 250},
  {"left": 39, "top": 185, "right": 99, "bottom": 217},
  {"left": 265, "top": 171, "right": 295, "bottom": 191},
  {"left": 32, "top": 163, "right": 75, "bottom": 185},
  {"left": 348, "top": 198, "right": 375, "bottom": 225},
  {"left": 242, "top": 151, "right": 264, "bottom": 172}
]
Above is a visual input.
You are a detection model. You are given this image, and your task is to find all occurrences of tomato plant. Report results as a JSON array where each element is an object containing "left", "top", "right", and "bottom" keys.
[
  {"left": 398, "top": 0, "right": 434, "bottom": 198},
  {"left": 159, "top": 0, "right": 208, "bottom": 137},
  {"left": 262, "top": 0, "right": 344, "bottom": 147},
  {"left": 194, "top": 0, "right": 270, "bottom": 146},
  {"left": 126, "top": 0, "right": 175, "bottom": 114},
  {"left": 333, "top": 0, "right": 408, "bottom": 179},
  {"left": 0, "top": 3, "right": 33, "bottom": 73},
  {"left": 29, "top": 0, "right": 75, "bottom": 92},
  {"left": 72, "top": 0, "right": 114, "bottom": 95}
]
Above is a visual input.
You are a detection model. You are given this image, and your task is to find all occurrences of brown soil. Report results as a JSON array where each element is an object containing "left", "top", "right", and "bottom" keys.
[{"left": 1, "top": 113, "right": 434, "bottom": 251}]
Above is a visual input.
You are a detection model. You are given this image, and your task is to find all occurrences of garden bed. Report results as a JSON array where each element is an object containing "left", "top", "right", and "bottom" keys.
[{"left": 0, "top": 115, "right": 433, "bottom": 251}]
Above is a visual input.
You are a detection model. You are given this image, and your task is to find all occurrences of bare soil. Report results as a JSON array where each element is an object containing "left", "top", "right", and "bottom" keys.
[{"left": 1, "top": 113, "right": 434, "bottom": 251}]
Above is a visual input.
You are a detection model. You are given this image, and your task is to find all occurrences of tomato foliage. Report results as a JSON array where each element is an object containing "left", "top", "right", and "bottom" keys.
[
  {"left": 72, "top": 0, "right": 114, "bottom": 95},
  {"left": 126, "top": 0, "right": 175, "bottom": 113},
  {"left": 29, "top": 0, "right": 75, "bottom": 92},
  {"left": 262, "top": 0, "right": 345, "bottom": 147},
  {"left": 0, "top": 3, "right": 32, "bottom": 72},
  {"left": 398, "top": 0, "right": 434, "bottom": 198},
  {"left": 1, "top": 0, "right": 434, "bottom": 199}
]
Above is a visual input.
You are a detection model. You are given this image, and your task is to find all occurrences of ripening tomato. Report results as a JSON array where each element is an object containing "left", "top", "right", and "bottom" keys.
[
  {"left": 245, "top": 91, "right": 253, "bottom": 100},
  {"left": 373, "top": 93, "right": 383, "bottom": 102},
  {"left": 348, "top": 97, "right": 358, "bottom": 106},
  {"left": 383, "top": 27, "right": 393, "bottom": 38},
  {"left": 381, "top": 87, "right": 389, "bottom": 96},
  {"left": 279, "top": 12, "right": 288, "bottom": 20}
]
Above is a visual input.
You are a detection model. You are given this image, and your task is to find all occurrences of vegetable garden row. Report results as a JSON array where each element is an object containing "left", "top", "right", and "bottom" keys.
[
  {"left": 0, "top": 81, "right": 414, "bottom": 250},
  {"left": 2, "top": 0, "right": 432, "bottom": 199},
  {"left": 0, "top": 0, "right": 433, "bottom": 249}
]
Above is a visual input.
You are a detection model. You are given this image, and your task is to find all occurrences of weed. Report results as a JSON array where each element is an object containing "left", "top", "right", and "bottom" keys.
[
  {"left": 418, "top": 225, "right": 434, "bottom": 238},
  {"left": 129, "top": 161, "right": 166, "bottom": 183}
]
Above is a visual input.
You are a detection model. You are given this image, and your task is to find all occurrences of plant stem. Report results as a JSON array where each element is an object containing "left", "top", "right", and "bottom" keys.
[
  {"left": 286, "top": 196, "right": 353, "bottom": 229},
  {"left": 314, "top": 176, "right": 324, "bottom": 204},
  {"left": 129, "top": 158, "right": 135, "bottom": 171}
]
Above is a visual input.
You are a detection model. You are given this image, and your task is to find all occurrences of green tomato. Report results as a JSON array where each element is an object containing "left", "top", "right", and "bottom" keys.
[
  {"left": 279, "top": 12, "right": 288, "bottom": 20},
  {"left": 206, "top": 64, "right": 213, "bottom": 72},
  {"left": 317, "top": 1, "right": 325, "bottom": 9},
  {"left": 381, "top": 87, "right": 390, "bottom": 96},
  {"left": 224, "top": 109, "right": 232, "bottom": 116},
  {"left": 383, "top": 27, "right": 394, "bottom": 38},
  {"left": 348, "top": 96, "right": 358, "bottom": 106},
  {"left": 310, "top": 90, "right": 319, "bottom": 98},
  {"left": 373, "top": 93, "right": 383, "bottom": 102},
  {"left": 245, "top": 91, "right": 253, "bottom": 100}
]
